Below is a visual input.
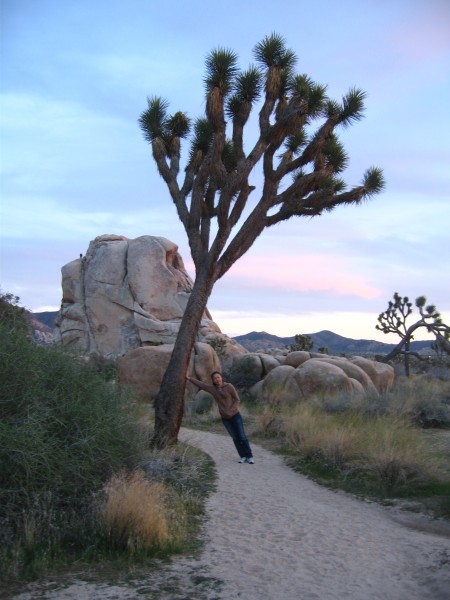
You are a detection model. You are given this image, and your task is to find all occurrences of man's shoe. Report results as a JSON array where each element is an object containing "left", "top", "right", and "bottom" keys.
[
  {"left": 247, "top": 457, "right": 255, "bottom": 464},
  {"left": 238, "top": 457, "right": 248, "bottom": 463}
]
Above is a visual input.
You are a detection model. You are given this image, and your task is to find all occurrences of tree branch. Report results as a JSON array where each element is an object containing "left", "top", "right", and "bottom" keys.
[{"left": 151, "top": 138, "right": 189, "bottom": 228}]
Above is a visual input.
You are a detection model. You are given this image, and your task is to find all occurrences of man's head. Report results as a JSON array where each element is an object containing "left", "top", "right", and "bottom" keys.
[{"left": 211, "top": 371, "right": 223, "bottom": 386}]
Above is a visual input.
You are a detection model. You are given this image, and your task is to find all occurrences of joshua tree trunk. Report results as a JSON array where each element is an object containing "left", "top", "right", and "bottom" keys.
[
  {"left": 152, "top": 264, "right": 216, "bottom": 448},
  {"left": 404, "top": 339, "right": 411, "bottom": 377}
]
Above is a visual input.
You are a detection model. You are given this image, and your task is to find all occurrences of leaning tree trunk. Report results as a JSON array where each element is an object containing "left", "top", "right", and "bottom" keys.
[{"left": 152, "top": 265, "right": 216, "bottom": 448}]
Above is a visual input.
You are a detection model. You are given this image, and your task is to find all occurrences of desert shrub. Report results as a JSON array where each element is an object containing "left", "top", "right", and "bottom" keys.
[
  {"left": 185, "top": 390, "right": 214, "bottom": 416},
  {"left": 285, "top": 404, "right": 363, "bottom": 470},
  {"left": 315, "top": 390, "right": 369, "bottom": 414},
  {"left": 0, "top": 290, "right": 29, "bottom": 334},
  {"left": 0, "top": 321, "right": 145, "bottom": 579},
  {"left": 207, "top": 337, "right": 228, "bottom": 359},
  {"left": 138, "top": 443, "right": 216, "bottom": 497},
  {"left": 256, "top": 392, "right": 286, "bottom": 434},
  {"left": 258, "top": 407, "right": 283, "bottom": 433},
  {"left": 85, "top": 353, "right": 118, "bottom": 380},
  {"left": 289, "top": 333, "right": 314, "bottom": 352},
  {"left": 100, "top": 470, "right": 170, "bottom": 553},
  {"left": 100, "top": 443, "right": 214, "bottom": 553},
  {"left": 183, "top": 394, "right": 221, "bottom": 428},
  {"left": 360, "top": 416, "right": 433, "bottom": 486},
  {"left": 384, "top": 375, "right": 450, "bottom": 427},
  {"left": 284, "top": 403, "right": 437, "bottom": 486}
]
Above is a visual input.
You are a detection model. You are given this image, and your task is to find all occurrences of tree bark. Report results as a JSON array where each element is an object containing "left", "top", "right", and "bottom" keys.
[
  {"left": 404, "top": 339, "right": 410, "bottom": 376},
  {"left": 152, "top": 264, "right": 216, "bottom": 448}
]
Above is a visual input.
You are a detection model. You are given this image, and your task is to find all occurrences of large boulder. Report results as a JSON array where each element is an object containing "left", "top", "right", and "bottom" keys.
[
  {"left": 310, "top": 356, "right": 378, "bottom": 394},
  {"left": 292, "top": 359, "right": 354, "bottom": 399},
  {"left": 117, "top": 341, "right": 221, "bottom": 402},
  {"left": 350, "top": 356, "right": 395, "bottom": 393},
  {"left": 232, "top": 352, "right": 281, "bottom": 381},
  {"left": 117, "top": 344, "right": 173, "bottom": 402},
  {"left": 260, "top": 365, "right": 298, "bottom": 404},
  {"left": 283, "top": 351, "right": 310, "bottom": 368},
  {"left": 54, "top": 234, "right": 246, "bottom": 360}
]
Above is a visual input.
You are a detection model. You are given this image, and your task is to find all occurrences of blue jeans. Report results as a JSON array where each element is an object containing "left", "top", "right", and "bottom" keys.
[{"left": 222, "top": 412, "right": 253, "bottom": 459}]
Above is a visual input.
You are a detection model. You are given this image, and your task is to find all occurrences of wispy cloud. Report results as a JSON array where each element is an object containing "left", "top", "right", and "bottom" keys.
[{"left": 225, "top": 253, "right": 381, "bottom": 299}]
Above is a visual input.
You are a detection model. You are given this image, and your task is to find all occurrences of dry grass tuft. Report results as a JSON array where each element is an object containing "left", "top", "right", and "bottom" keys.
[
  {"left": 360, "top": 416, "right": 435, "bottom": 485},
  {"left": 284, "top": 403, "right": 437, "bottom": 485},
  {"left": 101, "top": 470, "right": 170, "bottom": 553},
  {"left": 285, "top": 404, "right": 361, "bottom": 469},
  {"left": 386, "top": 375, "right": 450, "bottom": 427},
  {"left": 258, "top": 408, "right": 283, "bottom": 433}
]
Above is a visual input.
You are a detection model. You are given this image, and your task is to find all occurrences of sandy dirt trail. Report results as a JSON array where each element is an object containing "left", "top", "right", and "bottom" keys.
[{"left": 10, "top": 428, "right": 450, "bottom": 600}]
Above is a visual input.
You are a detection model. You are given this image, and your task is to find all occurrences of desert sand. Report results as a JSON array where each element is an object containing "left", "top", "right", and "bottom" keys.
[{"left": 10, "top": 428, "right": 450, "bottom": 599}]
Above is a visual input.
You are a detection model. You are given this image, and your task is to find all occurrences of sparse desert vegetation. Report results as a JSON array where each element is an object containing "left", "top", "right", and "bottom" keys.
[
  {"left": 186, "top": 364, "right": 450, "bottom": 517},
  {"left": 0, "top": 293, "right": 214, "bottom": 584},
  {"left": 280, "top": 375, "right": 449, "bottom": 514}
]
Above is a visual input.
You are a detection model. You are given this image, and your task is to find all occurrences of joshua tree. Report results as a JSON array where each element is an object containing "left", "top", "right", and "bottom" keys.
[
  {"left": 377, "top": 292, "right": 450, "bottom": 376},
  {"left": 289, "top": 334, "right": 314, "bottom": 352},
  {"left": 139, "top": 33, "right": 385, "bottom": 448},
  {"left": 207, "top": 337, "right": 228, "bottom": 359}
]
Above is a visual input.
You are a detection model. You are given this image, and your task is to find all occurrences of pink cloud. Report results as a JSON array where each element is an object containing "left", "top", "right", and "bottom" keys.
[{"left": 225, "top": 253, "right": 381, "bottom": 299}]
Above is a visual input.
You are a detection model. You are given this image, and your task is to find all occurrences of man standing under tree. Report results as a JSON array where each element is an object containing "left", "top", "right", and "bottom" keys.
[{"left": 187, "top": 372, "right": 254, "bottom": 463}]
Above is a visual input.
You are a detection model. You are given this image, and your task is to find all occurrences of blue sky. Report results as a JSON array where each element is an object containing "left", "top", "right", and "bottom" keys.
[{"left": 1, "top": 0, "right": 449, "bottom": 342}]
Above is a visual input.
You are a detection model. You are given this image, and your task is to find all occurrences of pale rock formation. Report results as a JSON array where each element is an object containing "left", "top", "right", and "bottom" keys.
[
  {"left": 246, "top": 352, "right": 394, "bottom": 405},
  {"left": 283, "top": 351, "right": 311, "bottom": 368},
  {"left": 310, "top": 356, "right": 379, "bottom": 394},
  {"left": 259, "top": 360, "right": 354, "bottom": 406},
  {"left": 54, "top": 234, "right": 244, "bottom": 360},
  {"left": 117, "top": 341, "right": 221, "bottom": 402},
  {"left": 292, "top": 359, "right": 355, "bottom": 398},
  {"left": 258, "top": 365, "right": 300, "bottom": 405},
  {"left": 231, "top": 352, "right": 281, "bottom": 382},
  {"left": 117, "top": 344, "right": 174, "bottom": 402},
  {"left": 350, "top": 356, "right": 395, "bottom": 393},
  {"left": 186, "top": 390, "right": 215, "bottom": 416}
]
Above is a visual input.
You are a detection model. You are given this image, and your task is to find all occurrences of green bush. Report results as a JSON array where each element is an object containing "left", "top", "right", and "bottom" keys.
[
  {"left": 0, "top": 322, "right": 145, "bottom": 579},
  {"left": 0, "top": 290, "right": 30, "bottom": 334}
]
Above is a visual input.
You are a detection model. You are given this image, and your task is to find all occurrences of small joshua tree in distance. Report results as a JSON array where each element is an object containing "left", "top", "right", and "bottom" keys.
[
  {"left": 289, "top": 334, "right": 314, "bottom": 352},
  {"left": 377, "top": 292, "right": 450, "bottom": 376}
]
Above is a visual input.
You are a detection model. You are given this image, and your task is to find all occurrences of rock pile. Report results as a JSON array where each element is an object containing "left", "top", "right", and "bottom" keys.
[{"left": 232, "top": 351, "right": 394, "bottom": 406}]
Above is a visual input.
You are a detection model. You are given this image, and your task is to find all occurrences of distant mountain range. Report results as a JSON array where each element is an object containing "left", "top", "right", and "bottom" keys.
[
  {"left": 233, "top": 330, "right": 435, "bottom": 357},
  {"left": 32, "top": 312, "right": 435, "bottom": 357}
]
